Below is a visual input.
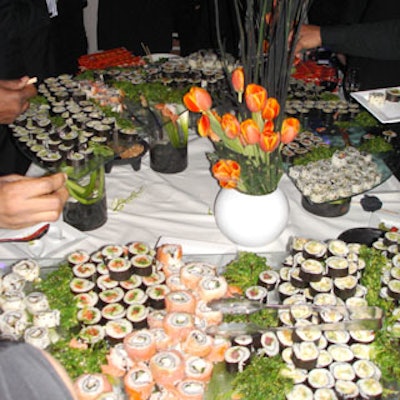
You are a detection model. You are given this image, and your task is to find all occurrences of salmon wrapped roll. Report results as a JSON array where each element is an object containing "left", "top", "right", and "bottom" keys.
[
  {"left": 124, "top": 362, "right": 155, "bottom": 400},
  {"left": 150, "top": 328, "right": 174, "bottom": 351},
  {"left": 195, "top": 300, "right": 223, "bottom": 326},
  {"left": 184, "top": 356, "right": 214, "bottom": 382},
  {"left": 174, "top": 380, "right": 206, "bottom": 400},
  {"left": 206, "top": 335, "right": 232, "bottom": 363},
  {"left": 156, "top": 244, "right": 183, "bottom": 270},
  {"left": 149, "top": 350, "right": 185, "bottom": 389},
  {"left": 180, "top": 262, "right": 216, "bottom": 291},
  {"left": 181, "top": 329, "right": 213, "bottom": 358},
  {"left": 197, "top": 276, "right": 228, "bottom": 303},
  {"left": 162, "top": 312, "right": 194, "bottom": 343},
  {"left": 123, "top": 329, "right": 157, "bottom": 362},
  {"left": 165, "top": 290, "right": 197, "bottom": 314}
]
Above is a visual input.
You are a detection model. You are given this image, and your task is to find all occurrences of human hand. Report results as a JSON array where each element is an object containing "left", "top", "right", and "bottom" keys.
[
  {"left": 0, "top": 76, "right": 37, "bottom": 124},
  {"left": 0, "top": 173, "right": 69, "bottom": 229},
  {"left": 295, "top": 24, "right": 322, "bottom": 55}
]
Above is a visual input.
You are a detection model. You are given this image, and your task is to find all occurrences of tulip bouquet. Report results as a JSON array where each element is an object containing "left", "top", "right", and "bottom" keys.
[{"left": 183, "top": 67, "right": 300, "bottom": 195}]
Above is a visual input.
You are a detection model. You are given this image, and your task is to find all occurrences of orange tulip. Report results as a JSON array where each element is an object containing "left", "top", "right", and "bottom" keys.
[
  {"left": 231, "top": 67, "right": 244, "bottom": 94},
  {"left": 183, "top": 87, "right": 212, "bottom": 113},
  {"left": 263, "top": 120, "right": 275, "bottom": 133},
  {"left": 262, "top": 97, "right": 280, "bottom": 121},
  {"left": 197, "top": 114, "right": 220, "bottom": 142},
  {"left": 240, "top": 119, "right": 261, "bottom": 145},
  {"left": 212, "top": 159, "right": 241, "bottom": 189},
  {"left": 260, "top": 130, "right": 280, "bottom": 153},
  {"left": 221, "top": 113, "right": 241, "bottom": 139},
  {"left": 281, "top": 117, "right": 300, "bottom": 144},
  {"left": 245, "top": 84, "right": 267, "bottom": 113}
]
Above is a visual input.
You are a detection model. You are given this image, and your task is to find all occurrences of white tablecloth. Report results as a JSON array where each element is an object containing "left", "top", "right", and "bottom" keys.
[{"left": 1, "top": 132, "right": 399, "bottom": 260}]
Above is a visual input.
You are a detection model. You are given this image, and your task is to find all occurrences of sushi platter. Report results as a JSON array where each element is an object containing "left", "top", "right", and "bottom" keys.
[{"left": 1, "top": 229, "right": 400, "bottom": 400}]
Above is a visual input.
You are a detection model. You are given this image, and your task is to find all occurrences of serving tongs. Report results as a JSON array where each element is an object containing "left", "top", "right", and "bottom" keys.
[{"left": 206, "top": 298, "right": 384, "bottom": 337}]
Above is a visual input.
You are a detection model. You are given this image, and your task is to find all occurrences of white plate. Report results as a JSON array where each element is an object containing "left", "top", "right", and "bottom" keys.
[{"left": 351, "top": 87, "right": 400, "bottom": 123}]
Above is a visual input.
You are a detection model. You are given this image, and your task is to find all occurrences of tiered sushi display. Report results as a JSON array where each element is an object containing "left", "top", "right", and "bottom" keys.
[{"left": 1, "top": 231, "right": 399, "bottom": 399}]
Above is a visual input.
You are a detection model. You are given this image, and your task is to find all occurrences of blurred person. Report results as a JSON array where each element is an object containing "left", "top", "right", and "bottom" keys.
[
  {"left": 295, "top": 0, "right": 400, "bottom": 90},
  {"left": 0, "top": 339, "right": 77, "bottom": 400},
  {"left": 97, "top": 1, "right": 174, "bottom": 55}
]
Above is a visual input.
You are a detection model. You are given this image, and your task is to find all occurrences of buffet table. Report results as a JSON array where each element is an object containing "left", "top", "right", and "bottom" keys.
[{"left": 1, "top": 130, "right": 399, "bottom": 260}]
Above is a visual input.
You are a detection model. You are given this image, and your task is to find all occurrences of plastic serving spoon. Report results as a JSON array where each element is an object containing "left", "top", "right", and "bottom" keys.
[{"left": 0, "top": 223, "right": 50, "bottom": 243}]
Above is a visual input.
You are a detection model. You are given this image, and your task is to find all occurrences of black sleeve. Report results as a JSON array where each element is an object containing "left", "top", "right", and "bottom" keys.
[{"left": 321, "top": 19, "right": 400, "bottom": 60}]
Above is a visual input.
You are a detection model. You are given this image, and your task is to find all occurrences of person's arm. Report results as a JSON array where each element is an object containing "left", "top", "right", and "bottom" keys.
[
  {"left": 0, "top": 173, "right": 69, "bottom": 229},
  {"left": 321, "top": 19, "right": 400, "bottom": 60},
  {"left": 0, "top": 77, "right": 37, "bottom": 124}
]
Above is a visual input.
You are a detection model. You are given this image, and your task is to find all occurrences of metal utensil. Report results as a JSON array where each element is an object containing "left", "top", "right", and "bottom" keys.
[
  {"left": 0, "top": 224, "right": 50, "bottom": 243},
  {"left": 206, "top": 298, "right": 384, "bottom": 337}
]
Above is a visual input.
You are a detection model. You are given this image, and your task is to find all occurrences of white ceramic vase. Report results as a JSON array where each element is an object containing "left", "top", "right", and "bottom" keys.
[{"left": 214, "top": 187, "right": 289, "bottom": 248}]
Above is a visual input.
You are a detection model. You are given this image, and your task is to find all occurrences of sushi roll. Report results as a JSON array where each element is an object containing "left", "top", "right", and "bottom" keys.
[
  {"left": 74, "top": 373, "right": 112, "bottom": 400},
  {"left": 11, "top": 259, "right": 40, "bottom": 282},
  {"left": 96, "top": 275, "right": 119, "bottom": 291},
  {"left": 142, "top": 271, "right": 166, "bottom": 287},
  {"left": 180, "top": 262, "right": 216, "bottom": 291},
  {"left": 289, "top": 268, "right": 308, "bottom": 289},
  {"left": 72, "top": 263, "right": 97, "bottom": 280},
  {"left": 224, "top": 345, "right": 251, "bottom": 373},
  {"left": 68, "top": 250, "right": 90, "bottom": 267},
  {"left": 184, "top": 356, "right": 213, "bottom": 382},
  {"left": 195, "top": 300, "right": 223, "bottom": 327},
  {"left": 328, "top": 344, "right": 354, "bottom": 363},
  {"left": 259, "top": 331, "right": 280, "bottom": 357},
  {"left": 174, "top": 380, "right": 206, "bottom": 400},
  {"left": 70, "top": 278, "right": 96, "bottom": 294},
  {"left": 147, "top": 309, "right": 167, "bottom": 329},
  {"left": 150, "top": 328, "right": 173, "bottom": 351},
  {"left": 327, "top": 239, "right": 349, "bottom": 258},
  {"left": 126, "top": 304, "right": 149, "bottom": 329},
  {"left": 123, "top": 288, "right": 148, "bottom": 306},
  {"left": 233, "top": 334, "right": 254, "bottom": 351},
  {"left": 105, "top": 318, "right": 133, "bottom": 344},
  {"left": 131, "top": 254, "right": 154, "bottom": 277},
  {"left": 181, "top": 329, "right": 213, "bottom": 358},
  {"left": 23, "top": 326, "right": 51, "bottom": 349},
  {"left": 245, "top": 285, "right": 268, "bottom": 303},
  {"left": 146, "top": 284, "right": 169, "bottom": 310},
  {"left": 24, "top": 292, "right": 50, "bottom": 314},
  {"left": 101, "top": 303, "right": 126, "bottom": 322},
  {"left": 285, "top": 383, "right": 314, "bottom": 400},
  {"left": 357, "top": 378, "right": 383, "bottom": 399},
  {"left": 165, "top": 290, "right": 197, "bottom": 314},
  {"left": 307, "top": 368, "right": 335, "bottom": 390},
  {"left": 77, "top": 307, "right": 102, "bottom": 325},
  {"left": 98, "top": 287, "right": 124, "bottom": 306},
  {"left": 163, "top": 312, "right": 194, "bottom": 342},
  {"left": 79, "top": 325, "right": 106, "bottom": 345},
  {"left": 309, "top": 277, "right": 333, "bottom": 297},
  {"left": 2, "top": 272, "right": 26, "bottom": 292},
  {"left": 124, "top": 363, "right": 155, "bottom": 400},
  {"left": 123, "top": 329, "right": 157, "bottom": 362},
  {"left": 333, "top": 275, "right": 358, "bottom": 300},
  {"left": 326, "top": 256, "right": 349, "bottom": 278},
  {"left": 334, "top": 380, "right": 359, "bottom": 399},
  {"left": 299, "top": 259, "right": 325, "bottom": 282},
  {"left": 197, "top": 276, "right": 228, "bottom": 303},
  {"left": 303, "top": 240, "right": 327, "bottom": 260},
  {"left": 120, "top": 275, "right": 142, "bottom": 291},
  {"left": 156, "top": 243, "right": 183, "bottom": 267},
  {"left": 101, "top": 244, "right": 125, "bottom": 260},
  {"left": 292, "top": 341, "right": 319, "bottom": 370},
  {"left": 330, "top": 362, "right": 356, "bottom": 382},
  {"left": 127, "top": 241, "right": 152, "bottom": 256},
  {"left": 353, "top": 359, "right": 379, "bottom": 380},
  {"left": 314, "top": 388, "right": 338, "bottom": 400},
  {"left": 107, "top": 257, "right": 132, "bottom": 281},
  {"left": 149, "top": 350, "right": 185, "bottom": 389},
  {"left": 0, "top": 310, "right": 29, "bottom": 338},
  {"left": 206, "top": 335, "right": 231, "bottom": 363},
  {"left": 258, "top": 270, "right": 280, "bottom": 291}
]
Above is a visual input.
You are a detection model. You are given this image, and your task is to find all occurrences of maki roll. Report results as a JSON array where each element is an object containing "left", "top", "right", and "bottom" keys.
[
  {"left": 96, "top": 275, "right": 119, "bottom": 291},
  {"left": 233, "top": 334, "right": 253, "bottom": 351},
  {"left": 131, "top": 254, "right": 154, "bottom": 277},
  {"left": 330, "top": 362, "right": 356, "bottom": 382},
  {"left": 333, "top": 276, "right": 358, "bottom": 300},
  {"left": 258, "top": 270, "right": 280, "bottom": 291},
  {"left": 334, "top": 380, "right": 359, "bottom": 400},
  {"left": 303, "top": 240, "right": 327, "bottom": 260},
  {"left": 77, "top": 307, "right": 102, "bottom": 325},
  {"left": 327, "top": 239, "right": 349, "bottom": 258},
  {"left": 105, "top": 318, "right": 133, "bottom": 344},
  {"left": 327, "top": 344, "right": 354, "bottom": 363},
  {"left": 245, "top": 285, "right": 268, "bottom": 303},
  {"left": 299, "top": 259, "right": 325, "bottom": 282},
  {"left": 120, "top": 275, "right": 142, "bottom": 291},
  {"left": 259, "top": 331, "right": 280, "bottom": 357},
  {"left": 70, "top": 278, "right": 95, "bottom": 294},
  {"left": 146, "top": 284, "right": 169, "bottom": 310},
  {"left": 307, "top": 368, "right": 335, "bottom": 390},
  {"left": 127, "top": 241, "right": 152, "bottom": 256},
  {"left": 286, "top": 384, "right": 314, "bottom": 400},
  {"left": 102, "top": 303, "right": 126, "bottom": 322},
  {"left": 292, "top": 341, "right": 319, "bottom": 370},
  {"left": 72, "top": 262, "right": 97, "bottom": 280},
  {"left": 79, "top": 325, "right": 105, "bottom": 345},
  {"left": 126, "top": 304, "right": 149, "bottom": 329},
  {"left": 68, "top": 250, "right": 90, "bottom": 267},
  {"left": 107, "top": 257, "right": 132, "bottom": 281},
  {"left": 142, "top": 271, "right": 166, "bottom": 287},
  {"left": 98, "top": 287, "right": 124, "bottom": 306},
  {"left": 314, "top": 388, "right": 338, "bottom": 400},
  {"left": 326, "top": 256, "right": 349, "bottom": 278},
  {"left": 224, "top": 345, "right": 251, "bottom": 373},
  {"left": 181, "top": 329, "right": 213, "bottom": 358},
  {"left": 123, "top": 288, "right": 148, "bottom": 306},
  {"left": 357, "top": 378, "right": 383, "bottom": 399}
]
